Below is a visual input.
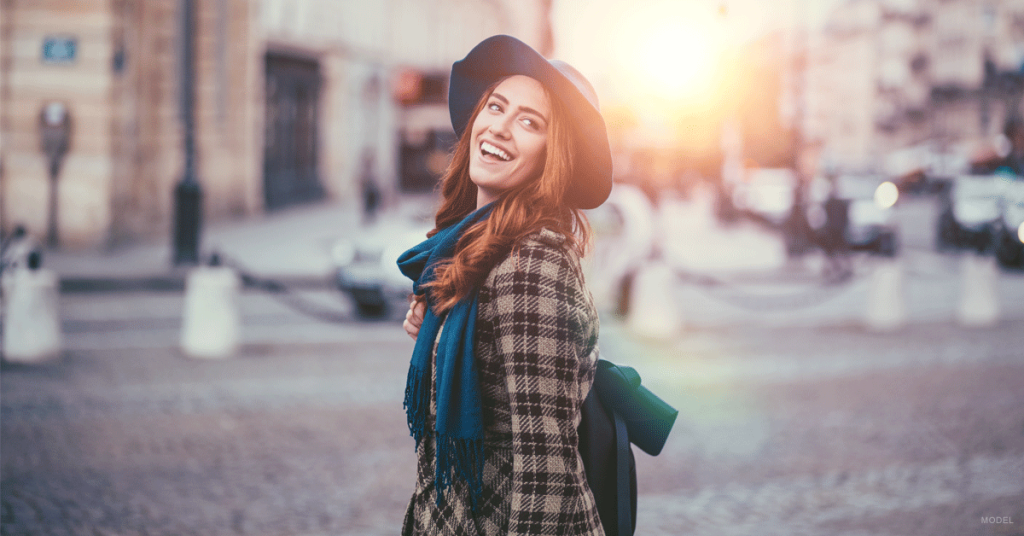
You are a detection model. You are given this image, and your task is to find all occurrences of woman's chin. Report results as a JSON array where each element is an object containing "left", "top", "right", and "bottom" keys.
[{"left": 470, "top": 173, "right": 506, "bottom": 194}]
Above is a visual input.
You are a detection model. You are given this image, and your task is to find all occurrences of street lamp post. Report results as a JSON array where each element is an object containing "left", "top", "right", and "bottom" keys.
[
  {"left": 173, "top": 0, "right": 202, "bottom": 265},
  {"left": 785, "top": 0, "right": 813, "bottom": 257}
]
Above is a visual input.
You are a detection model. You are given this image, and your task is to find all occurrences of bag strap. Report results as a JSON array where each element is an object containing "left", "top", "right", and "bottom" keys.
[{"left": 613, "top": 408, "right": 631, "bottom": 536}]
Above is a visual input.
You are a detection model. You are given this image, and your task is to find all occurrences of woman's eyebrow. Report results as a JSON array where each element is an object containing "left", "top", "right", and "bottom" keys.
[{"left": 491, "top": 92, "right": 549, "bottom": 123}]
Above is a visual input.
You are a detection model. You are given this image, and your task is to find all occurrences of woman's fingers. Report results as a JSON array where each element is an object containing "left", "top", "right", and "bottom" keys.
[
  {"left": 409, "top": 299, "right": 426, "bottom": 326},
  {"left": 403, "top": 297, "right": 426, "bottom": 340}
]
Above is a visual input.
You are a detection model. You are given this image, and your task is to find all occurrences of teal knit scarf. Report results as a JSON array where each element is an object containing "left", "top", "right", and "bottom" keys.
[{"left": 396, "top": 203, "right": 493, "bottom": 508}]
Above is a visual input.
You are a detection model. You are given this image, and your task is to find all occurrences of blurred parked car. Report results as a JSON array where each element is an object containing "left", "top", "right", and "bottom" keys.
[
  {"left": 994, "top": 178, "right": 1024, "bottom": 268},
  {"left": 584, "top": 183, "right": 655, "bottom": 315},
  {"left": 936, "top": 175, "right": 1002, "bottom": 252},
  {"left": 333, "top": 207, "right": 433, "bottom": 318},
  {"left": 807, "top": 175, "right": 900, "bottom": 255},
  {"left": 731, "top": 168, "right": 797, "bottom": 227}
]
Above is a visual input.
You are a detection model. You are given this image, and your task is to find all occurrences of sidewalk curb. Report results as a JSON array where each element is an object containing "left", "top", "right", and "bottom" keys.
[
  {"left": 59, "top": 274, "right": 336, "bottom": 293},
  {"left": 57, "top": 321, "right": 409, "bottom": 354}
]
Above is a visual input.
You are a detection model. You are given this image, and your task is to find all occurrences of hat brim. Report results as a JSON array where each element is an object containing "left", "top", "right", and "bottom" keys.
[{"left": 449, "top": 35, "right": 612, "bottom": 210}]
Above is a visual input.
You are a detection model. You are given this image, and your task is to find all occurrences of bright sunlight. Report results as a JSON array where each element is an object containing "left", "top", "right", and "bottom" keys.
[
  {"left": 634, "top": 22, "right": 718, "bottom": 100},
  {"left": 612, "top": 1, "right": 724, "bottom": 112}
]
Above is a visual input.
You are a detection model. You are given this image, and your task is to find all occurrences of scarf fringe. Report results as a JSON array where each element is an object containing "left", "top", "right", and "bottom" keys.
[
  {"left": 404, "top": 364, "right": 430, "bottom": 449},
  {"left": 434, "top": 436, "right": 484, "bottom": 511}
]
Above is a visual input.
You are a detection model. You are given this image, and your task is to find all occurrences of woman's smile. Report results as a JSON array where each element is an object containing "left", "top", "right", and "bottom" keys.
[{"left": 479, "top": 140, "right": 512, "bottom": 162}]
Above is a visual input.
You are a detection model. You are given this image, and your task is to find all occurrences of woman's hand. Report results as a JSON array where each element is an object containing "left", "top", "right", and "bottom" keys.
[{"left": 403, "top": 295, "right": 426, "bottom": 340}]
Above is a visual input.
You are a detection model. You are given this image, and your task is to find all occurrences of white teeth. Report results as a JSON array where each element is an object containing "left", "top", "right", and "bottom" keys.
[{"left": 481, "top": 141, "right": 511, "bottom": 161}]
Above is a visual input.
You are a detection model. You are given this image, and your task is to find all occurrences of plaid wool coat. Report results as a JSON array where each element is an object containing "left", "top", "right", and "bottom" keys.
[{"left": 402, "top": 228, "right": 605, "bottom": 536}]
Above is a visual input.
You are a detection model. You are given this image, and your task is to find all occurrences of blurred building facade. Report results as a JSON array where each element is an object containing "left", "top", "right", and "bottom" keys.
[
  {"left": 0, "top": 0, "right": 551, "bottom": 249},
  {"left": 803, "top": 0, "right": 1024, "bottom": 176},
  {"left": 259, "top": 0, "right": 553, "bottom": 206},
  {"left": 1, "top": 0, "right": 261, "bottom": 249}
]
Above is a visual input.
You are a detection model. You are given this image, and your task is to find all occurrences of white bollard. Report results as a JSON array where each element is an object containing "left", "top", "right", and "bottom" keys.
[
  {"left": 2, "top": 266, "right": 62, "bottom": 363},
  {"left": 957, "top": 254, "right": 1000, "bottom": 327},
  {"left": 626, "top": 259, "right": 682, "bottom": 340},
  {"left": 181, "top": 265, "right": 241, "bottom": 359},
  {"left": 863, "top": 258, "right": 906, "bottom": 332}
]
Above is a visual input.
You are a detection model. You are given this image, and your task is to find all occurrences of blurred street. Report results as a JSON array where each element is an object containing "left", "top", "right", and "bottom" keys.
[
  {"left": 3, "top": 191, "right": 1024, "bottom": 536},
  {"left": 3, "top": 312, "right": 1022, "bottom": 535},
  {"left": 617, "top": 319, "right": 1024, "bottom": 536}
]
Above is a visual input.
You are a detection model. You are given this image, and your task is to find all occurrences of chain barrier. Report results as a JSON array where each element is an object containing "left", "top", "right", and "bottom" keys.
[
  {"left": 222, "top": 250, "right": 861, "bottom": 321},
  {"left": 45, "top": 244, "right": 973, "bottom": 326},
  {"left": 670, "top": 262, "right": 863, "bottom": 312},
  {"left": 216, "top": 253, "right": 358, "bottom": 325}
]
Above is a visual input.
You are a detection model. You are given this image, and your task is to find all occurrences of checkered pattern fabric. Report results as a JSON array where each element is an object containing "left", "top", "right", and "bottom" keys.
[{"left": 403, "top": 229, "right": 604, "bottom": 536}]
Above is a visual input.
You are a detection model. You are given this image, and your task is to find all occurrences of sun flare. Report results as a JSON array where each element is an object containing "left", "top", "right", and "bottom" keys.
[
  {"left": 635, "top": 23, "right": 718, "bottom": 99},
  {"left": 609, "top": 1, "right": 725, "bottom": 121}
]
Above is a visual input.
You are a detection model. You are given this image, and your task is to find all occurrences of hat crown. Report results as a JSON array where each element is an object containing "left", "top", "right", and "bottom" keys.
[{"left": 550, "top": 60, "right": 600, "bottom": 112}]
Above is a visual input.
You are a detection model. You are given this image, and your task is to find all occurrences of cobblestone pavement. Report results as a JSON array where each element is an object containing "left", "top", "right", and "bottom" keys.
[{"left": 3, "top": 318, "right": 1024, "bottom": 535}]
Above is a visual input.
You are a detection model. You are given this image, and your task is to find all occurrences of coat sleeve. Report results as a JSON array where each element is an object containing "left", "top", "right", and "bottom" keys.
[{"left": 491, "top": 241, "right": 598, "bottom": 535}]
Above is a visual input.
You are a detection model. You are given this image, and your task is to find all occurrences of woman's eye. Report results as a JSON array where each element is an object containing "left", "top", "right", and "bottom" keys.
[
  {"left": 488, "top": 102, "right": 502, "bottom": 112},
  {"left": 522, "top": 117, "right": 538, "bottom": 129}
]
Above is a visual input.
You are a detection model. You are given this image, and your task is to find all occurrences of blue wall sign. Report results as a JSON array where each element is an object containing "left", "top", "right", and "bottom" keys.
[{"left": 42, "top": 36, "right": 77, "bottom": 64}]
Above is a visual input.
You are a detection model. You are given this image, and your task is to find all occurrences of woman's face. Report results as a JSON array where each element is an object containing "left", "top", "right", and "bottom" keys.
[{"left": 469, "top": 75, "right": 551, "bottom": 208}]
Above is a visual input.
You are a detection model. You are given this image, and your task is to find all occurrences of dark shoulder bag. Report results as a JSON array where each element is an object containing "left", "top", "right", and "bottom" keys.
[{"left": 578, "top": 359, "right": 679, "bottom": 536}]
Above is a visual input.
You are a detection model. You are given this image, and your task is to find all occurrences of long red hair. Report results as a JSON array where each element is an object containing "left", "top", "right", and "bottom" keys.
[{"left": 423, "top": 78, "right": 591, "bottom": 312}]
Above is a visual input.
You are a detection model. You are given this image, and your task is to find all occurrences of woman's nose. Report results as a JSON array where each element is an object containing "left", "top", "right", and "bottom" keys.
[{"left": 488, "top": 117, "right": 513, "bottom": 138}]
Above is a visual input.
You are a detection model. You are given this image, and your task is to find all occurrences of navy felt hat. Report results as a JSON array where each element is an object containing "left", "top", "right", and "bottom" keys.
[{"left": 449, "top": 35, "right": 613, "bottom": 210}]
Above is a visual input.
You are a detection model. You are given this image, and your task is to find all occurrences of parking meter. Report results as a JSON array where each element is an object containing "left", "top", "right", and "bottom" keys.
[
  {"left": 39, "top": 102, "right": 71, "bottom": 246},
  {"left": 40, "top": 102, "right": 70, "bottom": 175}
]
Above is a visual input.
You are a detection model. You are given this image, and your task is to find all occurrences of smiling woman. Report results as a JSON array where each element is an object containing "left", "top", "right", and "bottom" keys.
[{"left": 394, "top": 35, "right": 613, "bottom": 536}]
